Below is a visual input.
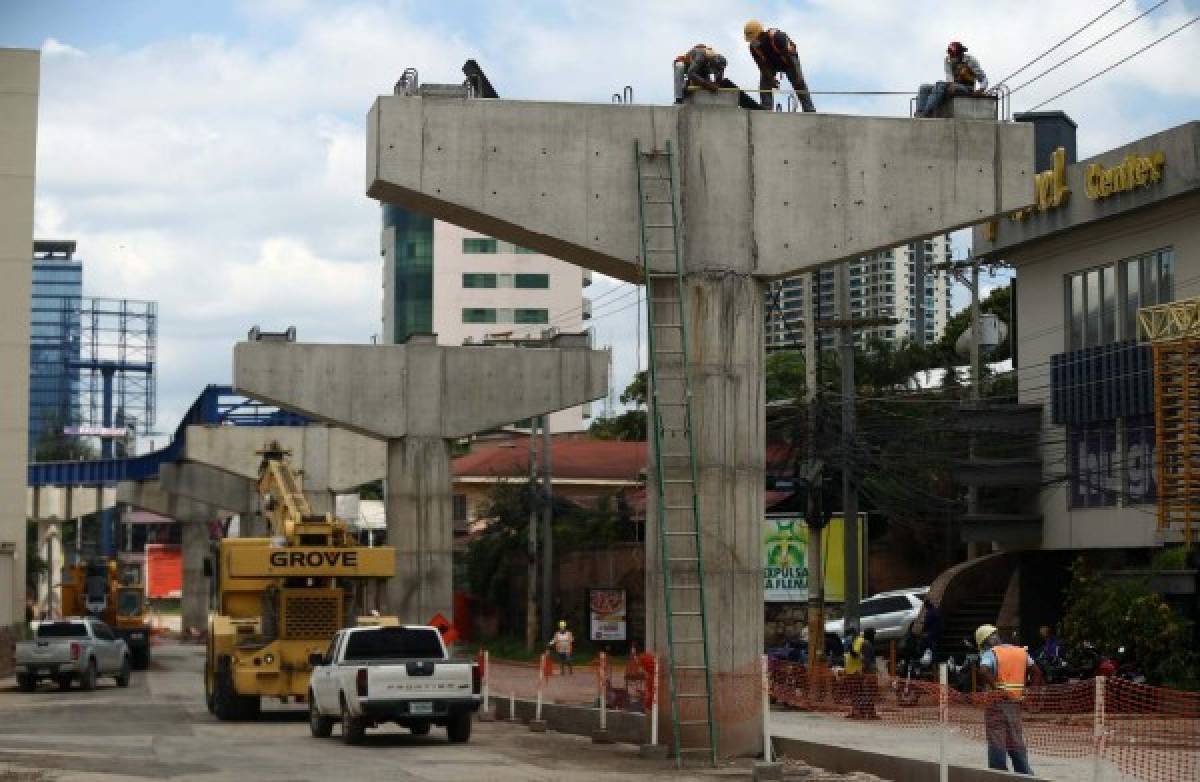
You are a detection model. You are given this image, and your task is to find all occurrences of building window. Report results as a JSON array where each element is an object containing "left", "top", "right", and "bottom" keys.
[
  {"left": 463, "top": 238, "right": 498, "bottom": 254},
  {"left": 514, "top": 246, "right": 539, "bottom": 254},
  {"left": 452, "top": 494, "right": 468, "bottom": 522},
  {"left": 1069, "top": 420, "right": 1119, "bottom": 508},
  {"left": 463, "top": 273, "right": 497, "bottom": 288},
  {"left": 1124, "top": 414, "right": 1157, "bottom": 505},
  {"left": 514, "top": 273, "right": 549, "bottom": 289},
  {"left": 514, "top": 308, "right": 548, "bottom": 324},
  {"left": 462, "top": 308, "right": 497, "bottom": 323},
  {"left": 1065, "top": 248, "right": 1174, "bottom": 349}
]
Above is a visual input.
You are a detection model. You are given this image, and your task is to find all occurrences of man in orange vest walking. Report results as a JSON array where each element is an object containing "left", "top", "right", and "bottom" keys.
[{"left": 976, "top": 624, "right": 1042, "bottom": 775}]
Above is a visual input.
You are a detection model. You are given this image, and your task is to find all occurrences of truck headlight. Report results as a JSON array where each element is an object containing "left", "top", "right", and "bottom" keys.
[{"left": 264, "top": 653, "right": 275, "bottom": 665}]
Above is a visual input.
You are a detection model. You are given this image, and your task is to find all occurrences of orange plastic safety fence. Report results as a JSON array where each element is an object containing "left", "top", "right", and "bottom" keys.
[{"left": 1103, "top": 678, "right": 1200, "bottom": 782}]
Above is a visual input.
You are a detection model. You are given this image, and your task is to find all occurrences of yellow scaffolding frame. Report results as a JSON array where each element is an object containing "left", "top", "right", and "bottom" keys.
[{"left": 1142, "top": 296, "right": 1200, "bottom": 548}]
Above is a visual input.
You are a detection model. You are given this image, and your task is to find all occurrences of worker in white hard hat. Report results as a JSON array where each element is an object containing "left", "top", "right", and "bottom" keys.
[
  {"left": 743, "top": 19, "right": 816, "bottom": 112},
  {"left": 548, "top": 619, "right": 575, "bottom": 675},
  {"left": 975, "top": 624, "right": 1042, "bottom": 775}
]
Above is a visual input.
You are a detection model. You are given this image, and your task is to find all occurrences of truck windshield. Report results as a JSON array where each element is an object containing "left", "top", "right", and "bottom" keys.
[
  {"left": 36, "top": 622, "right": 88, "bottom": 638},
  {"left": 343, "top": 627, "right": 443, "bottom": 660},
  {"left": 117, "top": 588, "right": 143, "bottom": 617}
]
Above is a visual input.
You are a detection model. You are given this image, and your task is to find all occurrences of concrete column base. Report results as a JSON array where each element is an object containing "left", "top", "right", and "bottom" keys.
[
  {"left": 180, "top": 522, "right": 209, "bottom": 637},
  {"left": 591, "top": 728, "right": 613, "bottom": 744},
  {"left": 385, "top": 437, "right": 453, "bottom": 625},
  {"left": 752, "top": 761, "right": 783, "bottom": 781},
  {"left": 638, "top": 744, "right": 669, "bottom": 759},
  {"left": 529, "top": 719, "right": 547, "bottom": 733}
]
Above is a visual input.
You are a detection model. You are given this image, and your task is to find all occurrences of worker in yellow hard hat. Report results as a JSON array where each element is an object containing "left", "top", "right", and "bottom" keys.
[
  {"left": 743, "top": 19, "right": 816, "bottom": 112},
  {"left": 976, "top": 624, "right": 1041, "bottom": 775},
  {"left": 548, "top": 619, "right": 575, "bottom": 675},
  {"left": 673, "top": 43, "right": 727, "bottom": 104}
]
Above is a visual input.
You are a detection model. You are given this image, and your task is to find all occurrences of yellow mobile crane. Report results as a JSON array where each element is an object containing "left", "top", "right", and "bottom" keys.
[
  {"left": 204, "top": 442, "right": 394, "bottom": 720},
  {"left": 61, "top": 559, "right": 153, "bottom": 669}
]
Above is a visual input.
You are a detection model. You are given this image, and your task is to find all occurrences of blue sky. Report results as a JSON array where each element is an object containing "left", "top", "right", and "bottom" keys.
[{"left": 2, "top": 0, "right": 1197, "bottom": 441}]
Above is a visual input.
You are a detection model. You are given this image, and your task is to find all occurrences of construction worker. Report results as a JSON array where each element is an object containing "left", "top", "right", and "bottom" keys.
[
  {"left": 743, "top": 20, "right": 816, "bottom": 112},
  {"left": 976, "top": 624, "right": 1042, "bottom": 775},
  {"left": 915, "top": 41, "right": 988, "bottom": 117},
  {"left": 548, "top": 619, "right": 575, "bottom": 675},
  {"left": 673, "top": 44, "right": 727, "bottom": 103}
]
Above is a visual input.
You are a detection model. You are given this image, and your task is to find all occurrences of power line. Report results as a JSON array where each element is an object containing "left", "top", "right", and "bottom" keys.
[
  {"left": 994, "top": 0, "right": 1129, "bottom": 86},
  {"left": 1027, "top": 14, "right": 1200, "bottom": 110},
  {"left": 1007, "top": 0, "right": 1169, "bottom": 95}
]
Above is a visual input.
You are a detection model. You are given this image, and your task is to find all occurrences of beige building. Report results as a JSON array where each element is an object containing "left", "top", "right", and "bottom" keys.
[
  {"left": 0, "top": 49, "right": 39, "bottom": 626},
  {"left": 975, "top": 119, "right": 1200, "bottom": 551}
]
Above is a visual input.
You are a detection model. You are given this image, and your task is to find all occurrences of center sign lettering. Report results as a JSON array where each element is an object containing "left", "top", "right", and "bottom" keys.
[{"left": 268, "top": 550, "right": 359, "bottom": 568}]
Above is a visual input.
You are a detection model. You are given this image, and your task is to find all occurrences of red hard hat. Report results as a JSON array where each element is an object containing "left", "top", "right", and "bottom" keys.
[{"left": 948, "top": 41, "right": 966, "bottom": 55}]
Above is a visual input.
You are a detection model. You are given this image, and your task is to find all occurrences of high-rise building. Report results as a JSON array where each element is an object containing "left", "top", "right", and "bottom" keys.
[
  {"left": 29, "top": 240, "right": 82, "bottom": 457},
  {"left": 766, "top": 236, "right": 954, "bottom": 350},
  {"left": 381, "top": 206, "right": 592, "bottom": 431}
]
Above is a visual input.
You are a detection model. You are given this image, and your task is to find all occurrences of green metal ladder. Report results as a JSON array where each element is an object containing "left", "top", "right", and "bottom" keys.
[{"left": 634, "top": 140, "right": 717, "bottom": 767}]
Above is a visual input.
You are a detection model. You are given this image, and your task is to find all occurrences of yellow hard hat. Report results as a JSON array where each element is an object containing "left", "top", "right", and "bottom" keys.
[
  {"left": 744, "top": 19, "right": 764, "bottom": 42},
  {"left": 558, "top": 620, "right": 567, "bottom": 629},
  {"left": 975, "top": 624, "right": 999, "bottom": 649}
]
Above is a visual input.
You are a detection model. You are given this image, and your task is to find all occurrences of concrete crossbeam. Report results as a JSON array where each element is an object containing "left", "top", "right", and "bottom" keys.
[
  {"left": 367, "top": 97, "right": 1034, "bottom": 281},
  {"left": 233, "top": 339, "right": 609, "bottom": 439},
  {"left": 159, "top": 462, "right": 257, "bottom": 515}
]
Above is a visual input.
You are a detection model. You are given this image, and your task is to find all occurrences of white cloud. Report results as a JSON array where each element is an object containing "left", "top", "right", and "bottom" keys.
[{"left": 29, "top": 0, "right": 1198, "bottom": 436}]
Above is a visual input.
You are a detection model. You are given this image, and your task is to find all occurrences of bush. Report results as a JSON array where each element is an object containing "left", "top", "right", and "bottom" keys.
[{"left": 1060, "top": 556, "right": 1197, "bottom": 689}]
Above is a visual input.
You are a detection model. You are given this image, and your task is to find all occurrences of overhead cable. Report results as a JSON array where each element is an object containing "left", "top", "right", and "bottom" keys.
[{"left": 993, "top": 0, "right": 1129, "bottom": 87}]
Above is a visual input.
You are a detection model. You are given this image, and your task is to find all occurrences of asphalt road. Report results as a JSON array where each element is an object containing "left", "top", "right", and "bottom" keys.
[{"left": 0, "top": 641, "right": 827, "bottom": 781}]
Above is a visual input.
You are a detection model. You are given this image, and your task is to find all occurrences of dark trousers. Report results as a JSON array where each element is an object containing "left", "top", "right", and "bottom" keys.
[
  {"left": 985, "top": 700, "right": 1033, "bottom": 775},
  {"left": 759, "top": 61, "right": 816, "bottom": 112}
]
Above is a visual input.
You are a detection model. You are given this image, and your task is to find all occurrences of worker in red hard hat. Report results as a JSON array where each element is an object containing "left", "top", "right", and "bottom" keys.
[
  {"left": 743, "top": 19, "right": 816, "bottom": 112},
  {"left": 915, "top": 41, "right": 989, "bottom": 117}
]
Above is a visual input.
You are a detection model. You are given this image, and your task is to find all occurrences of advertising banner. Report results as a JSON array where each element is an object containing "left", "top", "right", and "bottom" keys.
[
  {"left": 588, "top": 587, "right": 627, "bottom": 641},
  {"left": 763, "top": 514, "right": 865, "bottom": 603}
]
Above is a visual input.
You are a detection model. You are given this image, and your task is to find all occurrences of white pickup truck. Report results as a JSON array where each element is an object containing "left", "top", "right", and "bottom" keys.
[
  {"left": 306, "top": 625, "right": 480, "bottom": 745},
  {"left": 14, "top": 617, "right": 132, "bottom": 691}
]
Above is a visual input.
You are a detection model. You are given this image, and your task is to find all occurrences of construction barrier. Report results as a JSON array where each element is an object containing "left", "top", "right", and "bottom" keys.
[{"left": 767, "top": 660, "right": 1200, "bottom": 782}]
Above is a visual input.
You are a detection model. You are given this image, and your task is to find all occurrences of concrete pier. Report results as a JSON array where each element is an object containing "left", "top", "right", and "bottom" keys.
[
  {"left": 365, "top": 95, "right": 1033, "bottom": 756},
  {"left": 234, "top": 336, "right": 609, "bottom": 627},
  {"left": 180, "top": 517, "right": 211, "bottom": 636}
]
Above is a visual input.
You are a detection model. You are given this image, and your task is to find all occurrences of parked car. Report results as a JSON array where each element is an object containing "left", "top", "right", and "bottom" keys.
[
  {"left": 307, "top": 624, "right": 480, "bottom": 745},
  {"left": 824, "top": 587, "right": 930, "bottom": 643},
  {"left": 14, "top": 617, "right": 132, "bottom": 691}
]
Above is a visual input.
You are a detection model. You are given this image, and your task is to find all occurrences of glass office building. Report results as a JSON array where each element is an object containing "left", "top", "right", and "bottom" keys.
[{"left": 29, "top": 240, "right": 82, "bottom": 457}]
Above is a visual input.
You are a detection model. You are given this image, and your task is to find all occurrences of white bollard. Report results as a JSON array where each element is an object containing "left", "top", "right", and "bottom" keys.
[
  {"left": 762, "top": 653, "right": 772, "bottom": 762},
  {"left": 650, "top": 654, "right": 659, "bottom": 746},
  {"left": 535, "top": 651, "right": 546, "bottom": 722},
  {"left": 509, "top": 690, "right": 517, "bottom": 722},
  {"left": 599, "top": 654, "right": 608, "bottom": 732},
  {"left": 482, "top": 650, "right": 490, "bottom": 712},
  {"left": 938, "top": 663, "right": 949, "bottom": 782}
]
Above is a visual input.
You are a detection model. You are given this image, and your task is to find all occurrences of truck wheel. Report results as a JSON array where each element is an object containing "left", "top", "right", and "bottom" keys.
[
  {"left": 203, "top": 658, "right": 216, "bottom": 714},
  {"left": 446, "top": 711, "right": 472, "bottom": 744},
  {"left": 115, "top": 656, "right": 131, "bottom": 688},
  {"left": 80, "top": 660, "right": 98, "bottom": 692},
  {"left": 212, "top": 668, "right": 239, "bottom": 721},
  {"left": 16, "top": 673, "right": 35, "bottom": 692},
  {"left": 132, "top": 647, "right": 150, "bottom": 671},
  {"left": 341, "top": 699, "right": 364, "bottom": 745},
  {"left": 308, "top": 693, "right": 333, "bottom": 738}
]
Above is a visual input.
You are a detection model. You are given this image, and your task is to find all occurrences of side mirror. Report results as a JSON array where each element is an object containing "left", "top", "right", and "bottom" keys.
[
  {"left": 308, "top": 652, "right": 324, "bottom": 667},
  {"left": 203, "top": 558, "right": 212, "bottom": 578}
]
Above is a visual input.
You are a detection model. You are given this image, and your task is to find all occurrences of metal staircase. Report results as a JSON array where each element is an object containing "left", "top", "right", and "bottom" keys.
[{"left": 634, "top": 140, "right": 717, "bottom": 766}]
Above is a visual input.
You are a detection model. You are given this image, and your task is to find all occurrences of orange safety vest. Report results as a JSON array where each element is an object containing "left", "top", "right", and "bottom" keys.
[
  {"left": 750, "top": 29, "right": 797, "bottom": 72},
  {"left": 993, "top": 644, "right": 1028, "bottom": 700}
]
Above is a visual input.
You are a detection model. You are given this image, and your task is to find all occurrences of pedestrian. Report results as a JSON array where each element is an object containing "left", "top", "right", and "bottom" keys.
[
  {"left": 743, "top": 19, "right": 816, "bottom": 112},
  {"left": 922, "top": 596, "right": 943, "bottom": 659},
  {"left": 673, "top": 43, "right": 727, "bottom": 103},
  {"left": 915, "top": 41, "right": 988, "bottom": 117},
  {"left": 548, "top": 619, "right": 575, "bottom": 675},
  {"left": 1036, "top": 625, "right": 1061, "bottom": 662},
  {"left": 976, "top": 624, "right": 1042, "bottom": 775},
  {"left": 847, "top": 628, "right": 880, "bottom": 719}
]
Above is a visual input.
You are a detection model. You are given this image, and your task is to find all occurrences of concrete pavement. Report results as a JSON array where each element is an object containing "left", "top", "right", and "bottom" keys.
[{"left": 0, "top": 640, "right": 864, "bottom": 781}]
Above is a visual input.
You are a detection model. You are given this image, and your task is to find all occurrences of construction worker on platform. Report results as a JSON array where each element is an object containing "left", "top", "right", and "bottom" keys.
[
  {"left": 548, "top": 619, "right": 575, "bottom": 675},
  {"left": 976, "top": 624, "right": 1042, "bottom": 775},
  {"left": 673, "top": 44, "right": 727, "bottom": 103},
  {"left": 743, "top": 20, "right": 816, "bottom": 112},
  {"left": 915, "top": 41, "right": 988, "bottom": 117}
]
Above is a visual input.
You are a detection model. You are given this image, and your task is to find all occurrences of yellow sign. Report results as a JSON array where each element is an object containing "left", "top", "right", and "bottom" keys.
[
  {"left": 226, "top": 546, "right": 395, "bottom": 578},
  {"left": 1085, "top": 151, "right": 1165, "bottom": 199},
  {"left": 1034, "top": 146, "right": 1071, "bottom": 212}
]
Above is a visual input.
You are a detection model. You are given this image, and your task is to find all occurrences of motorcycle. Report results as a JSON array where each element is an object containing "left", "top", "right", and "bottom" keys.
[{"left": 893, "top": 646, "right": 934, "bottom": 706}]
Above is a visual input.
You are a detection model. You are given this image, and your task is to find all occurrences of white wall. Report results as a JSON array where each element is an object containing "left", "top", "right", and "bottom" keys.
[{"left": 0, "top": 49, "right": 39, "bottom": 625}]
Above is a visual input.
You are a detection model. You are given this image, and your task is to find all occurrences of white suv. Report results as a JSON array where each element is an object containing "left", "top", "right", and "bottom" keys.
[{"left": 825, "top": 587, "right": 929, "bottom": 642}]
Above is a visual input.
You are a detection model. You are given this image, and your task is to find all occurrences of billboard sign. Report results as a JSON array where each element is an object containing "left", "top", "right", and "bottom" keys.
[
  {"left": 763, "top": 514, "right": 865, "bottom": 603},
  {"left": 588, "top": 588, "right": 627, "bottom": 641}
]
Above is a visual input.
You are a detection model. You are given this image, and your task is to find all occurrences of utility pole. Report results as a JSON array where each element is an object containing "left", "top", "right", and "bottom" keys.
[
  {"left": 913, "top": 240, "right": 927, "bottom": 347},
  {"left": 836, "top": 261, "right": 861, "bottom": 630},
  {"left": 967, "top": 254, "right": 982, "bottom": 559},
  {"left": 539, "top": 415, "right": 554, "bottom": 641},
  {"left": 803, "top": 271, "right": 826, "bottom": 662},
  {"left": 526, "top": 418, "right": 539, "bottom": 649}
]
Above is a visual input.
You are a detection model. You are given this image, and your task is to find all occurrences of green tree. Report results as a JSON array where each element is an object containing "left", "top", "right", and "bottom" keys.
[
  {"left": 588, "top": 371, "right": 647, "bottom": 441},
  {"left": 766, "top": 351, "right": 806, "bottom": 402},
  {"left": 937, "top": 283, "right": 1012, "bottom": 364}
]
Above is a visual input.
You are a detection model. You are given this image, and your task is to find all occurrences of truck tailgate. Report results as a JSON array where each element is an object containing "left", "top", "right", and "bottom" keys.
[
  {"left": 368, "top": 661, "right": 474, "bottom": 700},
  {"left": 17, "top": 641, "right": 75, "bottom": 666}
]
